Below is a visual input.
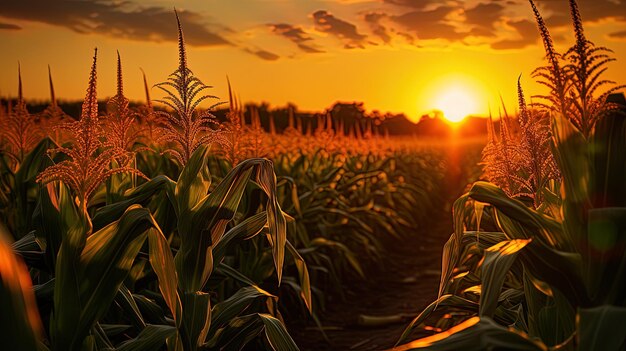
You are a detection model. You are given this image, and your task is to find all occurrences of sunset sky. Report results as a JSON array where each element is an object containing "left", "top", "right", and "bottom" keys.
[{"left": 1, "top": 0, "right": 625, "bottom": 122}]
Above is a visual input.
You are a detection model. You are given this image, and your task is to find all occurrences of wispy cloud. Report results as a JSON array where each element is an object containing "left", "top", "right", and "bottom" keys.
[
  {"left": 0, "top": 22, "right": 21, "bottom": 30},
  {"left": 465, "top": 2, "right": 504, "bottom": 37},
  {"left": 245, "top": 48, "right": 280, "bottom": 61},
  {"left": 0, "top": 1, "right": 230, "bottom": 47},
  {"left": 269, "top": 23, "right": 324, "bottom": 53},
  {"left": 363, "top": 12, "right": 391, "bottom": 44},
  {"left": 312, "top": 10, "right": 367, "bottom": 49},
  {"left": 491, "top": 19, "right": 538, "bottom": 50},
  {"left": 540, "top": 0, "right": 626, "bottom": 27},
  {"left": 390, "top": 6, "right": 464, "bottom": 41},
  {"left": 609, "top": 30, "right": 626, "bottom": 40}
]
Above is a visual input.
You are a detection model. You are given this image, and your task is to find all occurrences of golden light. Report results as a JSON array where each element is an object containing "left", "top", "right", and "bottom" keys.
[{"left": 434, "top": 87, "right": 479, "bottom": 123}]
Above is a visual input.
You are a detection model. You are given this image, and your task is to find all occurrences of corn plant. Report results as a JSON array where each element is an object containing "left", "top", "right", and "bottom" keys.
[
  {"left": 395, "top": 1, "right": 626, "bottom": 349},
  {"left": 0, "top": 64, "right": 42, "bottom": 166},
  {"left": 154, "top": 11, "right": 223, "bottom": 166},
  {"left": 36, "top": 48, "right": 142, "bottom": 215}
]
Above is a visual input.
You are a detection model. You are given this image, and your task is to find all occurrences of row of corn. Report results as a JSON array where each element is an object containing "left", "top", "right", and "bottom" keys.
[
  {"left": 394, "top": 1, "right": 626, "bottom": 350},
  {"left": 0, "top": 11, "right": 482, "bottom": 351}
]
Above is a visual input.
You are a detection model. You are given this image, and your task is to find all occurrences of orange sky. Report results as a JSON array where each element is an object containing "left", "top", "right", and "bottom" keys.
[{"left": 1, "top": 0, "right": 625, "bottom": 122}]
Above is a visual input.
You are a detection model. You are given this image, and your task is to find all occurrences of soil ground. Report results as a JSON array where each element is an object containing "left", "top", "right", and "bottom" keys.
[
  {"left": 288, "top": 142, "right": 477, "bottom": 351},
  {"left": 289, "top": 199, "right": 457, "bottom": 351}
]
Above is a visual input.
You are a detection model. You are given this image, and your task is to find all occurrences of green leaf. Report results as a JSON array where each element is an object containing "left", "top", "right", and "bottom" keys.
[
  {"left": 33, "top": 182, "right": 79, "bottom": 270},
  {"left": 92, "top": 175, "right": 175, "bottom": 230},
  {"left": 258, "top": 313, "right": 300, "bottom": 351},
  {"left": 286, "top": 240, "right": 313, "bottom": 312},
  {"left": 115, "top": 284, "right": 146, "bottom": 330},
  {"left": 206, "top": 312, "right": 299, "bottom": 351},
  {"left": 438, "top": 194, "right": 470, "bottom": 302},
  {"left": 179, "top": 291, "right": 211, "bottom": 351},
  {"left": 586, "top": 208, "right": 626, "bottom": 305},
  {"left": 469, "top": 182, "right": 570, "bottom": 251},
  {"left": 578, "top": 305, "right": 626, "bottom": 351},
  {"left": 209, "top": 286, "right": 276, "bottom": 335},
  {"left": 480, "top": 239, "right": 531, "bottom": 317},
  {"left": 516, "top": 237, "right": 589, "bottom": 308},
  {"left": 394, "top": 317, "right": 546, "bottom": 351},
  {"left": 551, "top": 113, "right": 590, "bottom": 252},
  {"left": 175, "top": 158, "right": 285, "bottom": 292},
  {"left": 212, "top": 212, "right": 266, "bottom": 264},
  {"left": 397, "top": 294, "right": 478, "bottom": 345},
  {"left": 13, "top": 138, "right": 55, "bottom": 237},
  {"left": 216, "top": 262, "right": 257, "bottom": 287},
  {"left": 117, "top": 324, "right": 177, "bottom": 351},
  {"left": 308, "top": 237, "right": 364, "bottom": 278},
  {"left": 52, "top": 205, "right": 157, "bottom": 351},
  {"left": 148, "top": 227, "right": 182, "bottom": 325},
  {"left": 175, "top": 144, "right": 211, "bottom": 218},
  {"left": 590, "top": 107, "right": 626, "bottom": 208}
]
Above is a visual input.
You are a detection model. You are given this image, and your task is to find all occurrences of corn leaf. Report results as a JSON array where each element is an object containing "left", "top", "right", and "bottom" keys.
[
  {"left": 92, "top": 175, "right": 175, "bottom": 230},
  {"left": 117, "top": 324, "right": 177, "bottom": 351},
  {"left": 179, "top": 291, "right": 211, "bottom": 350},
  {"left": 397, "top": 294, "right": 478, "bottom": 345},
  {"left": 578, "top": 305, "right": 626, "bottom": 351},
  {"left": 480, "top": 239, "right": 531, "bottom": 317},
  {"left": 286, "top": 240, "right": 313, "bottom": 312},
  {"left": 148, "top": 227, "right": 182, "bottom": 325},
  {"left": 52, "top": 205, "right": 157, "bottom": 351},
  {"left": 209, "top": 286, "right": 276, "bottom": 335},
  {"left": 586, "top": 208, "right": 626, "bottom": 305},
  {"left": 393, "top": 317, "right": 546, "bottom": 351}
]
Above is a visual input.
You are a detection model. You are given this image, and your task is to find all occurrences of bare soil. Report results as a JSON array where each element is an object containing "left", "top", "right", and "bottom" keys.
[{"left": 288, "top": 206, "right": 453, "bottom": 351}]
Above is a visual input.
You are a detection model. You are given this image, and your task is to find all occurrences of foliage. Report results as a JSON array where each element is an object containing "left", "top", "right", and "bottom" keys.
[
  {"left": 0, "top": 64, "right": 42, "bottom": 166},
  {"left": 1, "top": 9, "right": 470, "bottom": 350},
  {"left": 395, "top": 1, "right": 626, "bottom": 350},
  {"left": 36, "top": 49, "right": 142, "bottom": 213},
  {"left": 154, "top": 10, "right": 223, "bottom": 166}
]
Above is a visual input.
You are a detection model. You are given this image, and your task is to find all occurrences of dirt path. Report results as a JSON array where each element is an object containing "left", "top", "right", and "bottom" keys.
[
  {"left": 289, "top": 206, "right": 454, "bottom": 351},
  {"left": 289, "top": 142, "right": 478, "bottom": 350}
]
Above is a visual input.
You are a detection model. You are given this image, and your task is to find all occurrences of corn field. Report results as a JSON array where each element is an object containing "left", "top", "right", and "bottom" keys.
[{"left": 1, "top": 0, "right": 625, "bottom": 350}]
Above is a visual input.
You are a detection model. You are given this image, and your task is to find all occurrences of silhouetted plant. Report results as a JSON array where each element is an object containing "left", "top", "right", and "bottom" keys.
[
  {"left": 40, "top": 65, "right": 70, "bottom": 143},
  {"left": 562, "top": 0, "right": 625, "bottom": 137},
  {"left": 530, "top": 0, "right": 624, "bottom": 138},
  {"left": 37, "top": 49, "right": 142, "bottom": 213},
  {"left": 0, "top": 64, "right": 41, "bottom": 165},
  {"left": 154, "top": 11, "right": 223, "bottom": 166},
  {"left": 515, "top": 77, "right": 559, "bottom": 206},
  {"left": 103, "top": 51, "right": 140, "bottom": 154},
  {"left": 221, "top": 79, "right": 248, "bottom": 166},
  {"left": 137, "top": 68, "right": 162, "bottom": 143},
  {"left": 481, "top": 108, "right": 522, "bottom": 197},
  {"left": 529, "top": 0, "right": 571, "bottom": 121},
  {"left": 246, "top": 105, "right": 267, "bottom": 158}
]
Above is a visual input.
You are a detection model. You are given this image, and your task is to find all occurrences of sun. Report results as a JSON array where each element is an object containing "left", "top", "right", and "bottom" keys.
[{"left": 434, "top": 87, "right": 479, "bottom": 123}]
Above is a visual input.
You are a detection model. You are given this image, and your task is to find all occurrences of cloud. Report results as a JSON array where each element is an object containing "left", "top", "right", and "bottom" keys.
[
  {"left": 0, "top": 22, "right": 21, "bottom": 30},
  {"left": 491, "top": 19, "right": 538, "bottom": 50},
  {"left": 464, "top": 2, "right": 504, "bottom": 37},
  {"left": 269, "top": 23, "right": 324, "bottom": 53},
  {"left": 364, "top": 12, "right": 391, "bottom": 44},
  {"left": 0, "top": 0, "right": 230, "bottom": 47},
  {"left": 609, "top": 30, "right": 626, "bottom": 39},
  {"left": 383, "top": 0, "right": 452, "bottom": 9},
  {"left": 245, "top": 48, "right": 280, "bottom": 61},
  {"left": 540, "top": 0, "right": 626, "bottom": 26},
  {"left": 390, "top": 6, "right": 465, "bottom": 41},
  {"left": 312, "top": 10, "right": 367, "bottom": 48}
]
